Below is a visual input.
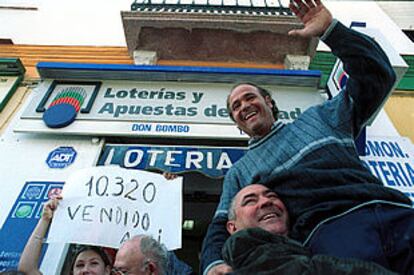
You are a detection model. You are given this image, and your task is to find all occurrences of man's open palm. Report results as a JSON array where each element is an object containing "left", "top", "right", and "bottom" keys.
[{"left": 288, "top": 0, "right": 333, "bottom": 38}]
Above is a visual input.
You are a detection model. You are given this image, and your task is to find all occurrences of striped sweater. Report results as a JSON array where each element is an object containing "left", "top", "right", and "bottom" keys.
[{"left": 201, "top": 21, "right": 411, "bottom": 273}]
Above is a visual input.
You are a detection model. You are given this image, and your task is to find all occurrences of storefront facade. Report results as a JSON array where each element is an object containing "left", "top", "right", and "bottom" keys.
[{"left": 0, "top": 1, "right": 413, "bottom": 273}]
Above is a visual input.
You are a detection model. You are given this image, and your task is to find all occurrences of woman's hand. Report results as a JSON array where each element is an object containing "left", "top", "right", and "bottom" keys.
[{"left": 41, "top": 195, "right": 62, "bottom": 222}]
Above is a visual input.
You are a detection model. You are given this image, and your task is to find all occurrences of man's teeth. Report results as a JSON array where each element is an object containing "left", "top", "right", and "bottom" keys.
[
  {"left": 244, "top": 112, "right": 257, "bottom": 120},
  {"left": 262, "top": 213, "right": 277, "bottom": 220}
]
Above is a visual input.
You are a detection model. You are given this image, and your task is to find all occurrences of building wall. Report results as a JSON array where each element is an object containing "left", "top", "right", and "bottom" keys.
[
  {"left": 385, "top": 92, "right": 414, "bottom": 143},
  {"left": 378, "top": 1, "right": 414, "bottom": 30},
  {"left": 310, "top": 51, "right": 414, "bottom": 143},
  {"left": 1, "top": 1, "right": 413, "bottom": 273},
  {"left": 0, "top": 85, "right": 31, "bottom": 134},
  {"left": 0, "top": 44, "right": 132, "bottom": 79},
  {"left": 0, "top": 0, "right": 130, "bottom": 46}
]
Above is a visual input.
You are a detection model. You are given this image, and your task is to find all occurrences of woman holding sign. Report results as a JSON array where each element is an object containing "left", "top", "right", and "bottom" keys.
[{"left": 18, "top": 196, "right": 113, "bottom": 275}]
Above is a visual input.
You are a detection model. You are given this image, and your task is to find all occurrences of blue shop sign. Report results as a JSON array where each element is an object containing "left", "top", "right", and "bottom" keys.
[
  {"left": 0, "top": 181, "right": 64, "bottom": 271},
  {"left": 98, "top": 145, "right": 247, "bottom": 178}
]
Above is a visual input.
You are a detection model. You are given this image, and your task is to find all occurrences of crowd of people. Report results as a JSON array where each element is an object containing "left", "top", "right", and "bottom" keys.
[{"left": 3, "top": 0, "right": 413, "bottom": 274}]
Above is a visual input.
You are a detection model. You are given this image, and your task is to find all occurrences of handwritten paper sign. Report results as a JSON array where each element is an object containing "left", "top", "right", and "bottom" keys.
[{"left": 47, "top": 166, "right": 182, "bottom": 250}]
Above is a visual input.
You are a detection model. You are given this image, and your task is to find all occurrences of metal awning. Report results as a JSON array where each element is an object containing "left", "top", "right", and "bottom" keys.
[
  {"left": 36, "top": 62, "right": 321, "bottom": 87},
  {"left": 131, "top": 0, "right": 293, "bottom": 16}
]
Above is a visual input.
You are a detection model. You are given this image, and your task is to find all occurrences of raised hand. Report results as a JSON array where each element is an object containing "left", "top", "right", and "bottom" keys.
[
  {"left": 288, "top": 0, "right": 333, "bottom": 38},
  {"left": 19, "top": 196, "right": 62, "bottom": 274},
  {"left": 41, "top": 196, "right": 62, "bottom": 221}
]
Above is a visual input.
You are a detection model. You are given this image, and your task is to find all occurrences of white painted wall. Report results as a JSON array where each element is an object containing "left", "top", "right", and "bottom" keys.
[
  {"left": 377, "top": 1, "right": 414, "bottom": 30},
  {"left": 320, "top": 1, "right": 414, "bottom": 54},
  {"left": 0, "top": 0, "right": 131, "bottom": 46}
]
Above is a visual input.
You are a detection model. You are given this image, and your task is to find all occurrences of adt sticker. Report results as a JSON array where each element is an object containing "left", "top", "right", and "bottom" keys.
[{"left": 46, "top": 146, "right": 77, "bottom": 169}]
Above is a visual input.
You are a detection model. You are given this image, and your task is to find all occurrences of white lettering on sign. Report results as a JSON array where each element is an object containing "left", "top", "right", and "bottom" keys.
[
  {"left": 124, "top": 150, "right": 144, "bottom": 168},
  {"left": 186, "top": 151, "right": 203, "bottom": 169},
  {"left": 47, "top": 166, "right": 182, "bottom": 249},
  {"left": 51, "top": 153, "right": 75, "bottom": 162},
  {"left": 165, "top": 151, "right": 181, "bottom": 167},
  {"left": 361, "top": 136, "right": 414, "bottom": 204},
  {"left": 115, "top": 148, "right": 235, "bottom": 171},
  {"left": 216, "top": 152, "right": 232, "bottom": 170}
]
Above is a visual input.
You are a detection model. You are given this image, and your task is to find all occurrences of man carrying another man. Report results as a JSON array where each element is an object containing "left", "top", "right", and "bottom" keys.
[
  {"left": 201, "top": 0, "right": 414, "bottom": 274},
  {"left": 223, "top": 184, "right": 396, "bottom": 274}
]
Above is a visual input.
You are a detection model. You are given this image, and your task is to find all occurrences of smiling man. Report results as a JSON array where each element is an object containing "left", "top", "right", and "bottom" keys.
[
  {"left": 226, "top": 84, "right": 277, "bottom": 139},
  {"left": 201, "top": 0, "right": 414, "bottom": 274},
  {"left": 222, "top": 185, "right": 396, "bottom": 275},
  {"left": 226, "top": 184, "right": 289, "bottom": 236}
]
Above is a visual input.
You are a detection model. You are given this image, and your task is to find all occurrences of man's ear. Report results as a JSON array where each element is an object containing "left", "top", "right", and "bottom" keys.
[
  {"left": 147, "top": 261, "right": 156, "bottom": 275},
  {"left": 265, "top": 95, "right": 273, "bottom": 109},
  {"left": 226, "top": 220, "right": 237, "bottom": 235}
]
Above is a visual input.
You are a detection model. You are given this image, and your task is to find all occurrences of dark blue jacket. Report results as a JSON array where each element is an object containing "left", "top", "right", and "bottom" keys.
[
  {"left": 223, "top": 228, "right": 397, "bottom": 275},
  {"left": 200, "top": 21, "right": 410, "bottom": 274}
]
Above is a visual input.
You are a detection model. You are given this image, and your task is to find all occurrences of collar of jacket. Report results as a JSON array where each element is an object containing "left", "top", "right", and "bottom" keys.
[{"left": 248, "top": 120, "right": 285, "bottom": 149}]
